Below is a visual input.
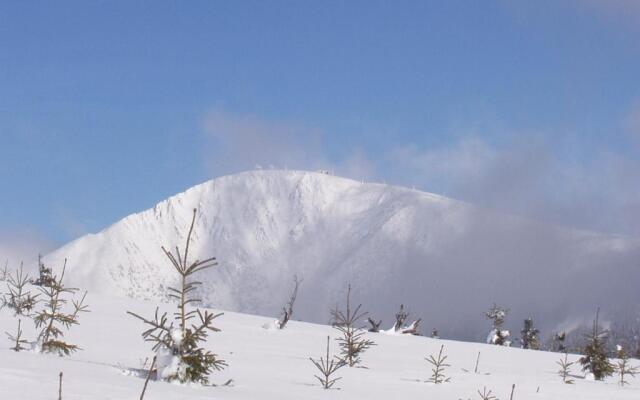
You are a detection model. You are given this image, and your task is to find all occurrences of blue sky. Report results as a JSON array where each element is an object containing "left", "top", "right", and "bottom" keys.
[{"left": 1, "top": 1, "right": 640, "bottom": 252}]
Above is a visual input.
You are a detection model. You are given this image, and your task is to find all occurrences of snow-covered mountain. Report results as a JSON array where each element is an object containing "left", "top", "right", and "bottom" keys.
[{"left": 44, "top": 170, "right": 640, "bottom": 341}]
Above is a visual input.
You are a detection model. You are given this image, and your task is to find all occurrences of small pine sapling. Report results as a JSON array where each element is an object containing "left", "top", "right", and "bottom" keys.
[
  {"left": 2, "top": 263, "right": 39, "bottom": 316},
  {"left": 425, "top": 344, "right": 451, "bottom": 383},
  {"left": 615, "top": 345, "right": 638, "bottom": 386},
  {"left": 552, "top": 331, "right": 567, "bottom": 353},
  {"left": 477, "top": 386, "right": 497, "bottom": 400},
  {"left": 579, "top": 308, "right": 614, "bottom": 380},
  {"left": 331, "top": 284, "right": 375, "bottom": 367},
  {"left": 520, "top": 318, "right": 540, "bottom": 350},
  {"left": 33, "top": 260, "right": 89, "bottom": 356},
  {"left": 278, "top": 275, "right": 301, "bottom": 329},
  {"left": 556, "top": 353, "right": 575, "bottom": 384},
  {"left": 309, "top": 336, "right": 344, "bottom": 389},
  {"left": 33, "top": 254, "right": 55, "bottom": 287},
  {"left": 128, "top": 208, "right": 226, "bottom": 384},
  {"left": 6, "top": 319, "right": 29, "bottom": 351},
  {"left": 485, "top": 304, "right": 510, "bottom": 346}
]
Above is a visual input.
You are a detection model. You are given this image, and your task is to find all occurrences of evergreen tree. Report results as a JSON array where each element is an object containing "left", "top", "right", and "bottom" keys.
[
  {"left": 484, "top": 304, "right": 510, "bottom": 346},
  {"left": 330, "top": 284, "right": 375, "bottom": 367},
  {"left": 579, "top": 308, "right": 614, "bottom": 380},
  {"left": 5, "top": 319, "right": 29, "bottom": 352},
  {"left": 33, "top": 254, "right": 54, "bottom": 287},
  {"left": 2, "top": 263, "right": 38, "bottom": 316},
  {"left": 615, "top": 345, "right": 639, "bottom": 386},
  {"left": 33, "top": 260, "right": 89, "bottom": 356},
  {"left": 556, "top": 353, "right": 575, "bottom": 384},
  {"left": 309, "top": 336, "right": 344, "bottom": 389},
  {"left": 128, "top": 208, "right": 226, "bottom": 384},
  {"left": 552, "top": 331, "right": 567, "bottom": 353},
  {"left": 425, "top": 344, "right": 450, "bottom": 383},
  {"left": 521, "top": 318, "right": 540, "bottom": 350}
]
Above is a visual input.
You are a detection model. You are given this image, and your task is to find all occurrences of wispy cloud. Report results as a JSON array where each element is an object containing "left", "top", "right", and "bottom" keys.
[
  {"left": 387, "top": 134, "right": 640, "bottom": 236},
  {"left": 201, "top": 108, "right": 377, "bottom": 180},
  {"left": 0, "top": 229, "right": 56, "bottom": 271},
  {"left": 201, "top": 108, "right": 640, "bottom": 237}
]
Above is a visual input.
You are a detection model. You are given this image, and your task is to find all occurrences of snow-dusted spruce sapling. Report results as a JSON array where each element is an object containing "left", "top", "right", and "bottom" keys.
[
  {"left": 278, "top": 274, "right": 301, "bottom": 329},
  {"left": 484, "top": 303, "right": 510, "bottom": 346},
  {"left": 552, "top": 331, "right": 567, "bottom": 353},
  {"left": 425, "top": 344, "right": 450, "bottom": 384},
  {"left": 520, "top": 318, "right": 540, "bottom": 350},
  {"left": 393, "top": 304, "right": 422, "bottom": 335},
  {"left": 1, "top": 263, "right": 38, "bottom": 316},
  {"left": 615, "top": 345, "right": 638, "bottom": 386},
  {"left": 128, "top": 208, "right": 227, "bottom": 384},
  {"left": 557, "top": 353, "right": 575, "bottom": 384},
  {"left": 309, "top": 336, "right": 344, "bottom": 389},
  {"left": 33, "top": 254, "right": 55, "bottom": 288},
  {"left": 579, "top": 308, "right": 614, "bottom": 380},
  {"left": 33, "top": 259, "right": 89, "bottom": 356},
  {"left": 5, "top": 319, "right": 28, "bottom": 352},
  {"left": 331, "top": 284, "right": 375, "bottom": 367}
]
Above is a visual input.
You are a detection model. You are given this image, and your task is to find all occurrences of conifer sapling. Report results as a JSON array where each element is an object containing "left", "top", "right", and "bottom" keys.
[
  {"left": 484, "top": 303, "right": 510, "bottom": 346},
  {"left": 331, "top": 284, "right": 375, "bottom": 367},
  {"left": 2, "top": 263, "right": 39, "bottom": 316},
  {"left": 425, "top": 344, "right": 451, "bottom": 384},
  {"left": 128, "top": 208, "right": 226, "bottom": 384},
  {"left": 309, "top": 336, "right": 344, "bottom": 389},
  {"left": 33, "top": 260, "right": 89, "bottom": 356},
  {"left": 6, "top": 319, "right": 29, "bottom": 352},
  {"left": 579, "top": 308, "right": 614, "bottom": 380},
  {"left": 33, "top": 254, "right": 55, "bottom": 287},
  {"left": 521, "top": 318, "right": 540, "bottom": 350},
  {"left": 556, "top": 353, "right": 575, "bottom": 384},
  {"left": 615, "top": 345, "right": 638, "bottom": 386}
]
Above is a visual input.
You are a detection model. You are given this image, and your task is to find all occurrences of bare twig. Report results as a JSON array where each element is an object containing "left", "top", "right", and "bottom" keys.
[
  {"left": 140, "top": 356, "right": 157, "bottom": 400},
  {"left": 279, "top": 275, "right": 301, "bottom": 329},
  {"left": 58, "top": 372, "right": 63, "bottom": 400}
]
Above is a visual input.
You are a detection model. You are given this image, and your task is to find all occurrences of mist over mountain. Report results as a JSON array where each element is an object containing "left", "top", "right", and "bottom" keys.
[{"left": 43, "top": 170, "right": 640, "bottom": 341}]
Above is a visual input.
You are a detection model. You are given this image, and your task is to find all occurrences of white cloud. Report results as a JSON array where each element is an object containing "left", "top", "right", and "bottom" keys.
[
  {"left": 201, "top": 108, "right": 377, "bottom": 181},
  {"left": 201, "top": 108, "right": 640, "bottom": 236},
  {"left": 0, "top": 229, "right": 56, "bottom": 272}
]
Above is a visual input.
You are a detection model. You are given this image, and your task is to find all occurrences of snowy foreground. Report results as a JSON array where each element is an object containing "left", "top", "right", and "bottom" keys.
[{"left": 1, "top": 294, "right": 638, "bottom": 399}]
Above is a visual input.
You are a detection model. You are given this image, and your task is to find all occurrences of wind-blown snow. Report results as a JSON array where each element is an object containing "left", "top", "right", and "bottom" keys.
[{"left": 43, "top": 170, "right": 640, "bottom": 341}]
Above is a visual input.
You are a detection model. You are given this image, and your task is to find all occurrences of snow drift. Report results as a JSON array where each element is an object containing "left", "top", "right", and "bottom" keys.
[{"left": 43, "top": 170, "right": 640, "bottom": 341}]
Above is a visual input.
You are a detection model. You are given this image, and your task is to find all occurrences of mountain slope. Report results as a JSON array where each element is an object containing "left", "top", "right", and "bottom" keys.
[
  {"left": 44, "top": 170, "right": 640, "bottom": 341},
  {"left": 2, "top": 293, "right": 639, "bottom": 400}
]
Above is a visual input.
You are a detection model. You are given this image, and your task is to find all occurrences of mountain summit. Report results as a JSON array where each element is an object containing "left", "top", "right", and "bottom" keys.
[{"left": 44, "top": 170, "right": 640, "bottom": 340}]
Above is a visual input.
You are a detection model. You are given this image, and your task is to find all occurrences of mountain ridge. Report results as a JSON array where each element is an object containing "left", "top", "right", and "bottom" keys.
[{"left": 44, "top": 169, "right": 640, "bottom": 341}]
